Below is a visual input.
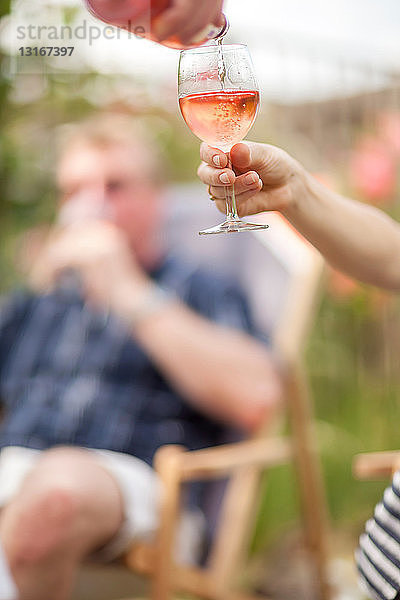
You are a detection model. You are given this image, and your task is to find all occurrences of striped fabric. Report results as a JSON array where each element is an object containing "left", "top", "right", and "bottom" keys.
[{"left": 356, "top": 471, "right": 400, "bottom": 600}]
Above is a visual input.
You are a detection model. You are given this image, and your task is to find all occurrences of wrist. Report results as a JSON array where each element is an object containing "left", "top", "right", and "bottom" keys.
[
  {"left": 280, "top": 160, "right": 315, "bottom": 219},
  {"left": 115, "top": 281, "right": 177, "bottom": 328}
]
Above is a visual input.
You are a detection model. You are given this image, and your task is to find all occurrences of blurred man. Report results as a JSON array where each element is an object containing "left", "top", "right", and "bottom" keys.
[{"left": 0, "top": 116, "right": 281, "bottom": 600}]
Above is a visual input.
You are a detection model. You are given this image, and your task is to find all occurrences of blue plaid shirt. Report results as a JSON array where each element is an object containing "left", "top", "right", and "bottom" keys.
[{"left": 0, "top": 255, "right": 261, "bottom": 466}]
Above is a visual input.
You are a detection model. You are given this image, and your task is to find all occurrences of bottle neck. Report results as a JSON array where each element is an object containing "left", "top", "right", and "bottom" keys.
[
  {"left": 190, "top": 14, "right": 229, "bottom": 45},
  {"left": 160, "top": 14, "right": 229, "bottom": 49}
]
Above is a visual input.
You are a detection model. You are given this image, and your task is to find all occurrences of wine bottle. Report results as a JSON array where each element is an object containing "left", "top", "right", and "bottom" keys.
[{"left": 85, "top": 0, "right": 228, "bottom": 49}]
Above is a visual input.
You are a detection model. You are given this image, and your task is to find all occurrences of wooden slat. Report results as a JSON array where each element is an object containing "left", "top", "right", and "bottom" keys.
[
  {"left": 123, "top": 554, "right": 220, "bottom": 600},
  {"left": 353, "top": 451, "right": 400, "bottom": 479},
  {"left": 285, "top": 362, "right": 331, "bottom": 600},
  {"left": 208, "top": 466, "right": 260, "bottom": 597},
  {"left": 151, "top": 446, "right": 185, "bottom": 600},
  {"left": 178, "top": 437, "right": 292, "bottom": 481}
]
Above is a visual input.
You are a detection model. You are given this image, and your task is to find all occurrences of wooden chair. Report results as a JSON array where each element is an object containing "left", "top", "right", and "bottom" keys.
[{"left": 117, "top": 190, "right": 331, "bottom": 600}]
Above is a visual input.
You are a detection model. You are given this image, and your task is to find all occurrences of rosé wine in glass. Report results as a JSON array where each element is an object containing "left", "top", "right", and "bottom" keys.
[{"left": 179, "top": 90, "right": 259, "bottom": 153}]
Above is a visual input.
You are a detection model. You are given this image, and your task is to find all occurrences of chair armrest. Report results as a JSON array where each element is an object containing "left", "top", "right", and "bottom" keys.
[
  {"left": 154, "top": 437, "right": 292, "bottom": 482},
  {"left": 353, "top": 450, "right": 400, "bottom": 480}
]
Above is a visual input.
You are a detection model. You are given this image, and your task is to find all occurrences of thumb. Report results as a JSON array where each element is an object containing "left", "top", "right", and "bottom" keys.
[
  {"left": 230, "top": 141, "right": 270, "bottom": 172},
  {"left": 232, "top": 141, "right": 298, "bottom": 190}
]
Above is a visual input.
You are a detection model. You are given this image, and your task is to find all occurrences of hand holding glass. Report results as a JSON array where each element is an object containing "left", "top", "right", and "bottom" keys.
[{"left": 178, "top": 44, "right": 269, "bottom": 234}]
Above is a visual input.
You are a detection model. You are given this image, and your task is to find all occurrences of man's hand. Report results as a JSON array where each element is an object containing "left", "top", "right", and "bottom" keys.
[
  {"left": 197, "top": 141, "right": 304, "bottom": 217},
  {"left": 29, "top": 221, "right": 151, "bottom": 318},
  {"left": 86, "top": 0, "right": 224, "bottom": 46},
  {"left": 153, "top": 0, "right": 224, "bottom": 45}
]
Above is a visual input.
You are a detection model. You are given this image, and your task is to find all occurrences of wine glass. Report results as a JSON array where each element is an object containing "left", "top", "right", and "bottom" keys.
[{"left": 178, "top": 43, "right": 268, "bottom": 235}]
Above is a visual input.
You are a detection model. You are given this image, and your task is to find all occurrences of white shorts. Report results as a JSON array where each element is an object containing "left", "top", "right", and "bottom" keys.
[{"left": 0, "top": 446, "right": 205, "bottom": 563}]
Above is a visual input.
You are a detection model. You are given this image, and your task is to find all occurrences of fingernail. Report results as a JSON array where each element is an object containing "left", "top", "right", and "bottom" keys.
[
  {"left": 244, "top": 172, "right": 258, "bottom": 185},
  {"left": 213, "top": 155, "right": 221, "bottom": 167},
  {"left": 219, "top": 173, "right": 230, "bottom": 184}
]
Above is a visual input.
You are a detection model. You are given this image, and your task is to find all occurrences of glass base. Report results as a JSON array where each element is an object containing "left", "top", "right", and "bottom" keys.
[{"left": 199, "top": 219, "right": 269, "bottom": 235}]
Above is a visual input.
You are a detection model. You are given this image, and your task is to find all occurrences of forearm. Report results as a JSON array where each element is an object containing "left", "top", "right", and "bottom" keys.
[
  {"left": 131, "top": 299, "right": 281, "bottom": 431},
  {"left": 283, "top": 168, "right": 400, "bottom": 291}
]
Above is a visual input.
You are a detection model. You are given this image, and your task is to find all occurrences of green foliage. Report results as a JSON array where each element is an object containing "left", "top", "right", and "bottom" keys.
[{"left": 309, "top": 290, "right": 400, "bottom": 527}]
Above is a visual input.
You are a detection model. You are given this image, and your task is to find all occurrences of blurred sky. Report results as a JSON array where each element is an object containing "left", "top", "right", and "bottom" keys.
[{"left": 2, "top": 0, "right": 400, "bottom": 103}]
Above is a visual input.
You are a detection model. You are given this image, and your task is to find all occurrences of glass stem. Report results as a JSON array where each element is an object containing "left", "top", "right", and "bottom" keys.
[{"left": 224, "top": 153, "right": 239, "bottom": 221}]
